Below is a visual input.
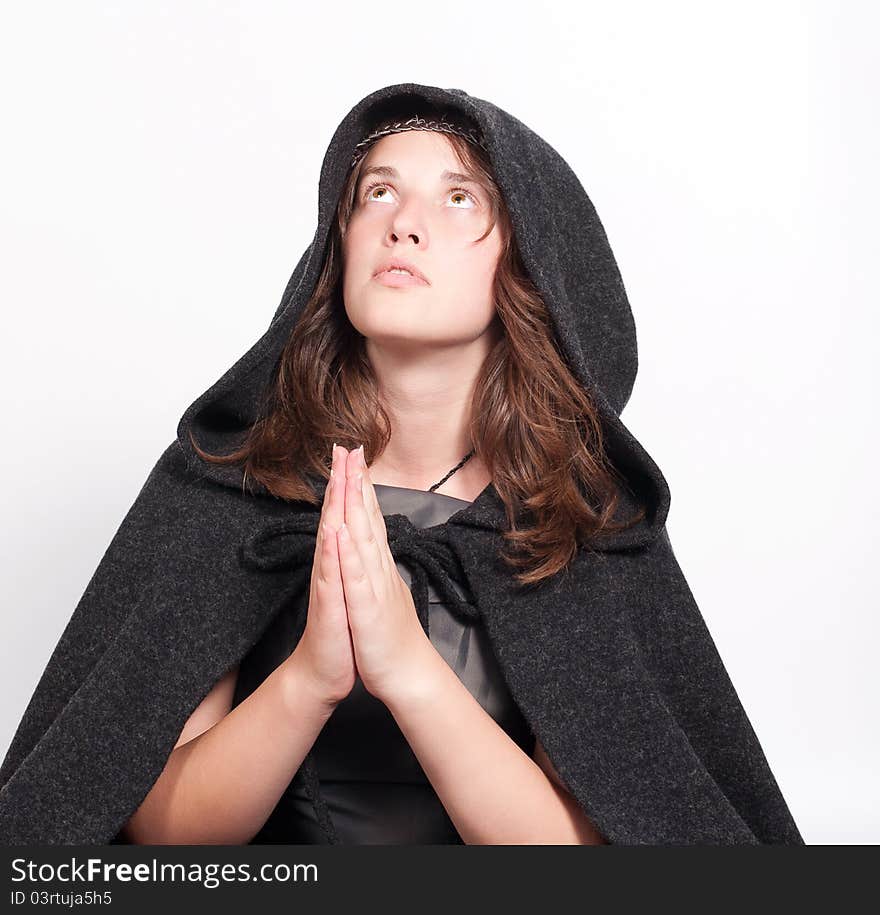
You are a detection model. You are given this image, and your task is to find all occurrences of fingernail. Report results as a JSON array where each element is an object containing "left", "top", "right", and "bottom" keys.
[
  {"left": 332, "top": 442, "right": 337, "bottom": 460},
  {"left": 357, "top": 443, "right": 364, "bottom": 465}
]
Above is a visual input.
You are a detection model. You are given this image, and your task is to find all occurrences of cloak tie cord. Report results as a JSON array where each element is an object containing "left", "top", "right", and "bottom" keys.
[{"left": 239, "top": 512, "right": 478, "bottom": 638}]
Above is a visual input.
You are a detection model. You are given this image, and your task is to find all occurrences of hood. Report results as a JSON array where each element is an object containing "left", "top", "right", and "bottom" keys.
[{"left": 175, "top": 82, "right": 670, "bottom": 550}]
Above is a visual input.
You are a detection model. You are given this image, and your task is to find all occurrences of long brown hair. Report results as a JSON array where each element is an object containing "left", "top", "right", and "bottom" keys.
[{"left": 190, "top": 128, "right": 645, "bottom": 586}]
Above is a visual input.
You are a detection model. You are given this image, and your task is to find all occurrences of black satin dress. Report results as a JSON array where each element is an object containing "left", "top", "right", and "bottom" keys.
[{"left": 231, "top": 483, "right": 534, "bottom": 845}]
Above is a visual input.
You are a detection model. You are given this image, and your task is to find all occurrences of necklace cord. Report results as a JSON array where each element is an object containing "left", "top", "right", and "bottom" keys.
[{"left": 428, "top": 448, "right": 476, "bottom": 493}]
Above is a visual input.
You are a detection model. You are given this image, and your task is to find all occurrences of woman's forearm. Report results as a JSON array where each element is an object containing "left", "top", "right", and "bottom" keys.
[
  {"left": 383, "top": 642, "right": 603, "bottom": 845},
  {"left": 122, "top": 648, "right": 336, "bottom": 845}
]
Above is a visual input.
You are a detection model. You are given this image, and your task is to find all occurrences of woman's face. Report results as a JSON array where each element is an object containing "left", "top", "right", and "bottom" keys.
[{"left": 341, "top": 130, "right": 503, "bottom": 351}]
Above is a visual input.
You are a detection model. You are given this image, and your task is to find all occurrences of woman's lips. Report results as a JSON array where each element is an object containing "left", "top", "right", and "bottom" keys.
[{"left": 372, "top": 269, "right": 429, "bottom": 287}]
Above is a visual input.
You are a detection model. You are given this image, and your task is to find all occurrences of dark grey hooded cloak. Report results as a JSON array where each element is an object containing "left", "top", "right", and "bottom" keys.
[{"left": 0, "top": 82, "right": 804, "bottom": 846}]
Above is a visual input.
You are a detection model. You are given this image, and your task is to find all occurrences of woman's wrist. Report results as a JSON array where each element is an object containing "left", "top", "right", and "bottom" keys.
[
  {"left": 282, "top": 648, "right": 345, "bottom": 721},
  {"left": 379, "top": 636, "right": 448, "bottom": 715}
]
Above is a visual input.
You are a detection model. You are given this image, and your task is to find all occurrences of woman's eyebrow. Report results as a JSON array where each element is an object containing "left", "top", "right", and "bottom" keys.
[{"left": 359, "top": 165, "right": 482, "bottom": 185}]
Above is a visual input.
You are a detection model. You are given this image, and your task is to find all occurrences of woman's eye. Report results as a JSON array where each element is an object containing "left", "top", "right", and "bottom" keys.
[
  {"left": 362, "top": 183, "right": 477, "bottom": 209},
  {"left": 365, "top": 184, "right": 393, "bottom": 203},
  {"left": 447, "top": 189, "right": 476, "bottom": 209}
]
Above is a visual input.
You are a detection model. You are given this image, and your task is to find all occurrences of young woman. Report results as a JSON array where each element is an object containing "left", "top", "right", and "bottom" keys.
[{"left": 0, "top": 85, "right": 804, "bottom": 846}]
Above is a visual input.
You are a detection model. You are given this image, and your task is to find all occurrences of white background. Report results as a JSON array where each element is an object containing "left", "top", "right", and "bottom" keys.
[{"left": 1, "top": 1, "right": 876, "bottom": 844}]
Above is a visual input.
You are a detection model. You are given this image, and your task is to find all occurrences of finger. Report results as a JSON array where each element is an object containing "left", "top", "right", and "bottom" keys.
[
  {"left": 316, "top": 445, "right": 344, "bottom": 591},
  {"left": 316, "top": 515, "right": 346, "bottom": 620},
  {"left": 315, "top": 445, "right": 337, "bottom": 553},
  {"left": 345, "top": 447, "right": 385, "bottom": 582},
  {"left": 328, "top": 444, "right": 347, "bottom": 529},
  {"left": 359, "top": 456, "right": 391, "bottom": 579},
  {"left": 336, "top": 519, "right": 376, "bottom": 620},
  {"left": 315, "top": 442, "right": 347, "bottom": 559},
  {"left": 318, "top": 518, "right": 344, "bottom": 592}
]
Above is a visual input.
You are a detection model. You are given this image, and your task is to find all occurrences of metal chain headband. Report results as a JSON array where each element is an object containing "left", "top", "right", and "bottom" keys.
[{"left": 350, "top": 114, "right": 488, "bottom": 168}]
